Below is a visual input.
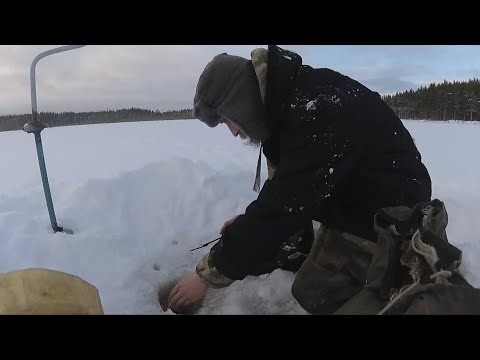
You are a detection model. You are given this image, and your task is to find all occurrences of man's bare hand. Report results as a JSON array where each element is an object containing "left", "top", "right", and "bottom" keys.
[
  {"left": 168, "top": 272, "right": 208, "bottom": 313},
  {"left": 220, "top": 215, "right": 240, "bottom": 235}
]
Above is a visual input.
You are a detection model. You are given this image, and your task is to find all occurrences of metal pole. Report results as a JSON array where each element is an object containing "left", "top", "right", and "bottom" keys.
[{"left": 24, "top": 45, "right": 86, "bottom": 234}]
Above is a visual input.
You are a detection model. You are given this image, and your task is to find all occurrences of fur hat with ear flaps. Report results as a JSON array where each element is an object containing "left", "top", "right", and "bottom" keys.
[{"left": 192, "top": 53, "right": 270, "bottom": 143}]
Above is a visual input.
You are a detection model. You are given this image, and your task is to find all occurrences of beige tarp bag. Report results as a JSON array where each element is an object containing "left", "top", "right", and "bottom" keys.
[{"left": 0, "top": 268, "right": 103, "bottom": 314}]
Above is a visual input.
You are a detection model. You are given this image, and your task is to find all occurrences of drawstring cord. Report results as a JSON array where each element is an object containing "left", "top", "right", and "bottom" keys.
[{"left": 253, "top": 145, "right": 263, "bottom": 193}]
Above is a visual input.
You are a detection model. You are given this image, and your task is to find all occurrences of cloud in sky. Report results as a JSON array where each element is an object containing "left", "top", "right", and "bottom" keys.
[{"left": 1, "top": 45, "right": 479, "bottom": 115}]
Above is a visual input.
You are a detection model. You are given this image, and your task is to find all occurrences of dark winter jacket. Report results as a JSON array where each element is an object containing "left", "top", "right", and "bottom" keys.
[{"left": 210, "top": 45, "right": 432, "bottom": 282}]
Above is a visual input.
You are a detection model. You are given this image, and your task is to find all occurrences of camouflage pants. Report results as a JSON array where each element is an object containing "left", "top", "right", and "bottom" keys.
[{"left": 292, "top": 225, "right": 375, "bottom": 314}]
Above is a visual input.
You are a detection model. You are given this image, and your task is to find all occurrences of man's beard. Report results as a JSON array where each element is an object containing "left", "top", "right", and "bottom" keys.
[{"left": 239, "top": 131, "right": 261, "bottom": 148}]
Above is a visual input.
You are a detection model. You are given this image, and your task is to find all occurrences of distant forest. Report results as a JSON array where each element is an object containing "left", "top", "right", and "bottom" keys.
[
  {"left": 2, "top": 78, "right": 480, "bottom": 132},
  {"left": 0, "top": 108, "right": 195, "bottom": 132},
  {"left": 382, "top": 78, "right": 480, "bottom": 121}
]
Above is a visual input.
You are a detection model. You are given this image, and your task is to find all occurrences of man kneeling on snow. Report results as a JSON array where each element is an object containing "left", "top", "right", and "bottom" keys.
[{"left": 167, "top": 45, "right": 480, "bottom": 315}]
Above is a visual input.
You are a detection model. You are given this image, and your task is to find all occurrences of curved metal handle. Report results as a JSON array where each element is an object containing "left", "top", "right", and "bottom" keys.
[{"left": 30, "top": 45, "right": 86, "bottom": 121}]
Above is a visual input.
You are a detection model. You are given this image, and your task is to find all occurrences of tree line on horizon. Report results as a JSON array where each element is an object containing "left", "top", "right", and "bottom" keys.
[
  {"left": 0, "top": 108, "right": 195, "bottom": 132},
  {"left": 382, "top": 78, "right": 480, "bottom": 121},
  {"left": 2, "top": 78, "right": 480, "bottom": 132}
]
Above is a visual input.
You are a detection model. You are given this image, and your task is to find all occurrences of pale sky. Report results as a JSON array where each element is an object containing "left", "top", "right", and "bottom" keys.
[{"left": 1, "top": 45, "right": 479, "bottom": 116}]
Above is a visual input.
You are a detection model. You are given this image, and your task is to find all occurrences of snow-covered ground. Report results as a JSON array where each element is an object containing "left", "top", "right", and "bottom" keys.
[{"left": 0, "top": 119, "right": 478, "bottom": 314}]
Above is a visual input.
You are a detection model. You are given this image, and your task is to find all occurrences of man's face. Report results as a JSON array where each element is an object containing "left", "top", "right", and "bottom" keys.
[
  {"left": 219, "top": 117, "right": 247, "bottom": 140},
  {"left": 219, "top": 116, "right": 260, "bottom": 148}
]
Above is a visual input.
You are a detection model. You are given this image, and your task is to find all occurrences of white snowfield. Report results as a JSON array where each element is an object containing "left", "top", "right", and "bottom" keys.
[{"left": 0, "top": 119, "right": 478, "bottom": 314}]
